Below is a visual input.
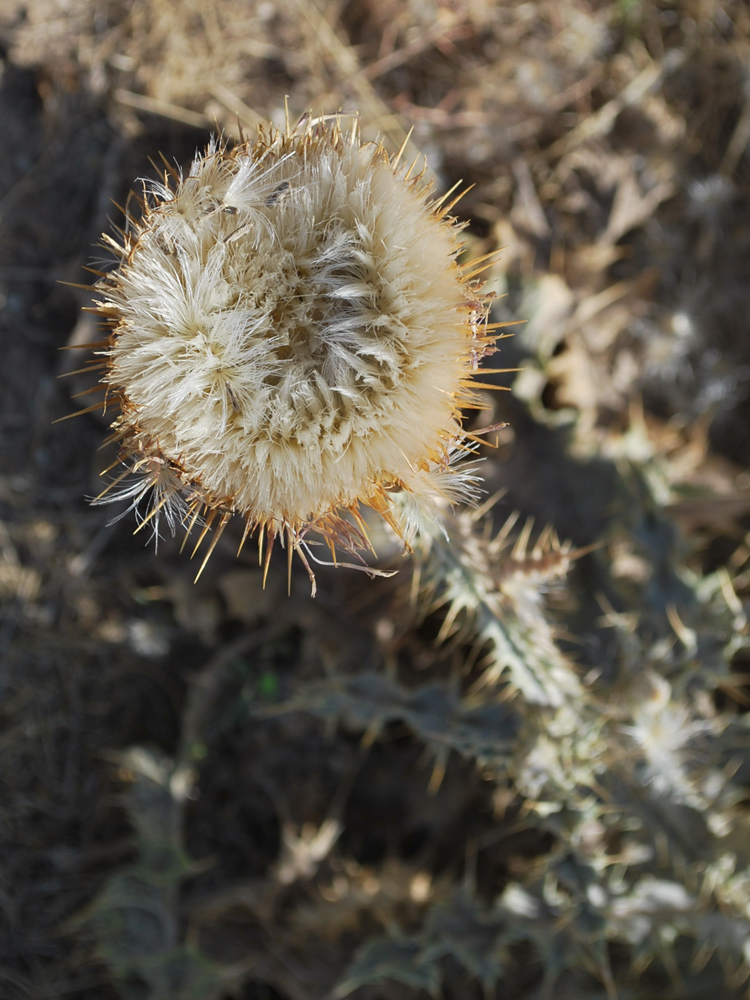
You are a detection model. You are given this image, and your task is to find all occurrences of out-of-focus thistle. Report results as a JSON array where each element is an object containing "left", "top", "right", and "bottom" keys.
[{"left": 71, "top": 113, "right": 507, "bottom": 590}]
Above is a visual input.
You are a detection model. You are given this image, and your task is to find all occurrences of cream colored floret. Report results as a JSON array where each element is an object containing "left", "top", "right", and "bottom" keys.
[
  {"left": 108, "top": 139, "right": 468, "bottom": 523},
  {"left": 93, "top": 120, "right": 496, "bottom": 578}
]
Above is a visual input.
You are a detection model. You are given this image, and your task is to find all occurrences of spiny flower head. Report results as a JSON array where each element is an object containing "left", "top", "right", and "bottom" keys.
[{"left": 84, "top": 114, "right": 502, "bottom": 591}]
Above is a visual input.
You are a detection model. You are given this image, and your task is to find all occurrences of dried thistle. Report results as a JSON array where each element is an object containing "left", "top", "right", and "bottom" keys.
[{"left": 79, "top": 114, "right": 504, "bottom": 589}]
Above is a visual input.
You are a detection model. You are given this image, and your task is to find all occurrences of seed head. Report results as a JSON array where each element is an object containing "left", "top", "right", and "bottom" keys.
[{"left": 88, "top": 115, "right": 500, "bottom": 590}]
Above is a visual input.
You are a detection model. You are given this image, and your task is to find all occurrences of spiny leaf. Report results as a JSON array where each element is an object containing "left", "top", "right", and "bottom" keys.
[
  {"left": 72, "top": 748, "right": 226, "bottom": 1000},
  {"left": 335, "top": 934, "right": 440, "bottom": 997},
  {"left": 419, "top": 887, "right": 511, "bottom": 991},
  {"left": 412, "top": 507, "right": 582, "bottom": 706},
  {"left": 264, "top": 672, "right": 518, "bottom": 766}
]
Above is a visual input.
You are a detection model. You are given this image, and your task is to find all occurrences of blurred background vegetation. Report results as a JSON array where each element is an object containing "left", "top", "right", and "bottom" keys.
[{"left": 2, "top": 1, "right": 750, "bottom": 998}]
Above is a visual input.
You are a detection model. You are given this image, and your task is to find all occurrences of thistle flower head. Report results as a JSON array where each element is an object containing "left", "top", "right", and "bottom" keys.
[{"left": 88, "top": 114, "right": 499, "bottom": 588}]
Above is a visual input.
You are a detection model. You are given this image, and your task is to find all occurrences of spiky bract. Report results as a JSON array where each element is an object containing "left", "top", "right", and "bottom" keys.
[{"left": 90, "top": 115, "right": 497, "bottom": 586}]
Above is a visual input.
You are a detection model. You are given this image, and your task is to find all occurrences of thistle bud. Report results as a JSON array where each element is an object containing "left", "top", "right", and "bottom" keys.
[{"left": 88, "top": 115, "right": 500, "bottom": 590}]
